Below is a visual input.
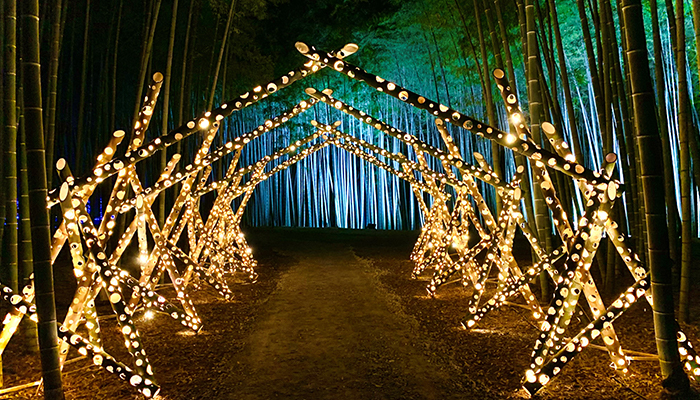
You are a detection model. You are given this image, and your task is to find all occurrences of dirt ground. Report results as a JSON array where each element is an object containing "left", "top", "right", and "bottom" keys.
[{"left": 2, "top": 228, "right": 700, "bottom": 399}]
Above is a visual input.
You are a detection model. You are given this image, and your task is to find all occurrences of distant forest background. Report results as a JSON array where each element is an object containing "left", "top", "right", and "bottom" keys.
[{"left": 3, "top": 0, "right": 698, "bottom": 237}]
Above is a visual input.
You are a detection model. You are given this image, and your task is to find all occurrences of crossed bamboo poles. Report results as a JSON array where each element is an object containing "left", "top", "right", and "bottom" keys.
[
  {"left": 1, "top": 41, "right": 697, "bottom": 398},
  {"left": 296, "top": 42, "right": 700, "bottom": 396},
  {"left": 0, "top": 45, "right": 360, "bottom": 397}
]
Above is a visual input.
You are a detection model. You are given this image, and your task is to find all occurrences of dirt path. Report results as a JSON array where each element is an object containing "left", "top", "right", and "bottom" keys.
[{"left": 217, "top": 230, "right": 487, "bottom": 399}]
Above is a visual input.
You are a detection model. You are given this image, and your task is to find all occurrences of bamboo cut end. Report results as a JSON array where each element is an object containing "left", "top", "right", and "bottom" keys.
[
  {"left": 295, "top": 42, "right": 310, "bottom": 54},
  {"left": 339, "top": 43, "right": 359, "bottom": 58},
  {"left": 541, "top": 122, "right": 556, "bottom": 137}
]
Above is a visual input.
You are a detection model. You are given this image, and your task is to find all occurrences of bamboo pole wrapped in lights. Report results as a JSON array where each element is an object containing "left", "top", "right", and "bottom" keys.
[{"left": 297, "top": 44, "right": 699, "bottom": 395}]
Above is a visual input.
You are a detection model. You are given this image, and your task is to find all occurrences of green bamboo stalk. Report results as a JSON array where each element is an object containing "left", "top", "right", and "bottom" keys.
[
  {"left": 480, "top": 0, "right": 503, "bottom": 201},
  {"left": 620, "top": 0, "right": 690, "bottom": 394},
  {"left": 0, "top": 0, "right": 7, "bottom": 288},
  {"left": 110, "top": 0, "right": 122, "bottom": 133},
  {"left": 677, "top": 0, "right": 692, "bottom": 324},
  {"left": 694, "top": 0, "right": 700, "bottom": 102},
  {"left": 576, "top": 0, "right": 606, "bottom": 148},
  {"left": 75, "top": 0, "right": 90, "bottom": 170},
  {"left": 549, "top": 0, "right": 583, "bottom": 162},
  {"left": 131, "top": 0, "right": 161, "bottom": 132},
  {"left": 650, "top": 0, "right": 681, "bottom": 268},
  {"left": 0, "top": 0, "right": 6, "bottom": 385},
  {"left": 472, "top": 0, "right": 501, "bottom": 214},
  {"left": 207, "top": 0, "right": 236, "bottom": 110},
  {"left": 44, "top": 0, "right": 62, "bottom": 188},
  {"left": 496, "top": 0, "right": 537, "bottom": 265},
  {"left": 2, "top": 0, "right": 17, "bottom": 293},
  {"left": 175, "top": 0, "right": 196, "bottom": 201},
  {"left": 159, "top": 0, "right": 179, "bottom": 227},
  {"left": 525, "top": 0, "right": 552, "bottom": 298},
  {"left": 612, "top": 0, "right": 638, "bottom": 249},
  {"left": 19, "top": 0, "right": 65, "bottom": 397},
  {"left": 18, "top": 95, "right": 38, "bottom": 353}
]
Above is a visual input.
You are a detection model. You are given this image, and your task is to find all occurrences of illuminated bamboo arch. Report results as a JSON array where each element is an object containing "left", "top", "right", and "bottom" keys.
[{"left": 1, "top": 40, "right": 698, "bottom": 399}]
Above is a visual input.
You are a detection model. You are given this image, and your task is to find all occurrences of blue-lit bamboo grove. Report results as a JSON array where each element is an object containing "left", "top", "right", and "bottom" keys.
[
  {"left": 164, "top": 76, "right": 516, "bottom": 231},
  {"left": 2, "top": 34, "right": 699, "bottom": 398}
]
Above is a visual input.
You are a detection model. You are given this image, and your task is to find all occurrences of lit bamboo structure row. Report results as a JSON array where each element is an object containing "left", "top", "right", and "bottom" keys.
[
  {"left": 296, "top": 43, "right": 699, "bottom": 396},
  {"left": 0, "top": 44, "right": 361, "bottom": 397},
  {"left": 305, "top": 89, "right": 549, "bottom": 323},
  {"left": 1, "top": 39, "right": 696, "bottom": 399},
  {"left": 313, "top": 120, "right": 537, "bottom": 318}
]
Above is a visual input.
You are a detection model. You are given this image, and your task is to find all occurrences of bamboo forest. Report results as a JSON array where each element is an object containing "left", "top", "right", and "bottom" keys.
[{"left": 2, "top": 0, "right": 700, "bottom": 398}]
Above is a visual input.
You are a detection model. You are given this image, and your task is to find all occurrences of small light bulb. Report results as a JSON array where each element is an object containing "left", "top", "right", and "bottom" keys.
[{"left": 144, "top": 310, "right": 154, "bottom": 320}]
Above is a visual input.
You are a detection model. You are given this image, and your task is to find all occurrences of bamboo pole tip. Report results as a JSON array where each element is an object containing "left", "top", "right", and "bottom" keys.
[
  {"left": 493, "top": 68, "right": 505, "bottom": 79},
  {"left": 339, "top": 43, "right": 359, "bottom": 58},
  {"left": 304, "top": 88, "right": 317, "bottom": 96},
  {"left": 152, "top": 72, "right": 164, "bottom": 83},
  {"left": 113, "top": 130, "right": 126, "bottom": 138},
  {"left": 56, "top": 158, "right": 66, "bottom": 170},
  {"left": 295, "top": 42, "right": 310, "bottom": 54},
  {"left": 541, "top": 122, "right": 555, "bottom": 136}
]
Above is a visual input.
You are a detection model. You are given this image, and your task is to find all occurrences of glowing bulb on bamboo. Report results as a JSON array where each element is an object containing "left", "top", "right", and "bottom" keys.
[{"left": 511, "top": 113, "right": 522, "bottom": 125}]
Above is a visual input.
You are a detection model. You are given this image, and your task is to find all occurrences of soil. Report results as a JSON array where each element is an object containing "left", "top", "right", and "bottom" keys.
[{"left": 2, "top": 228, "right": 700, "bottom": 399}]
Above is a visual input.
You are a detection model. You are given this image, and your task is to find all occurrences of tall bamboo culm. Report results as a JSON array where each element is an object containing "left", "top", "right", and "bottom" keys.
[
  {"left": 19, "top": 0, "right": 65, "bottom": 397},
  {"left": 676, "top": 0, "right": 692, "bottom": 324},
  {"left": 2, "top": 0, "right": 17, "bottom": 294},
  {"left": 620, "top": 0, "right": 690, "bottom": 395},
  {"left": 159, "top": 0, "right": 179, "bottom": 226},
  {"left": 525, "top": 0, "right": 552, "bottom": 298}
]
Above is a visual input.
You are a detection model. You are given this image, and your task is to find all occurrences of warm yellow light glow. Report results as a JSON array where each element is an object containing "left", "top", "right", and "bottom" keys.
[{"left": 511, "top": 113, "right": 522, "bottom": 124}]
